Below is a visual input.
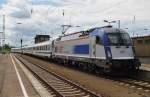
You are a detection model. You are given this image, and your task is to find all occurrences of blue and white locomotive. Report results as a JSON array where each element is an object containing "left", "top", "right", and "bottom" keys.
[
  {"left": 53, "top": 26, "right": 141, "bottom": 73},
  {"left": 12, "top": 26, "right": 141, "bottom": 74}
]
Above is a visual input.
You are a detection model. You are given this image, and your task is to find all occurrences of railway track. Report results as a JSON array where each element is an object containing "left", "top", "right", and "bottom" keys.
[
  {"left": 16, "top": 54, "right": 150, "bottom": 96},
  {"left": 112, "top": 78, "right": 150, "bottom": 93},
  {"left": 14, "top": 55, "right": 103, "bottom": 97}
]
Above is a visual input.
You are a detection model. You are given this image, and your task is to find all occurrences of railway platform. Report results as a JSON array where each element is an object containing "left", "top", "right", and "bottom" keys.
[
  {"left": 0, "top": 54, "right": 51, "bottom": 97},
  {"left": 140, "top": 57, "right": 150, "bottom": 71},
  {"left": 0, "top": 53, "right": 150, "bottom": 97}
]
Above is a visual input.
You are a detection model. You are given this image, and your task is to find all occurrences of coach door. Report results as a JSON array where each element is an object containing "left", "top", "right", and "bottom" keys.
[{"left": 95, "top": 36, "right": 106, "bottom": 59}]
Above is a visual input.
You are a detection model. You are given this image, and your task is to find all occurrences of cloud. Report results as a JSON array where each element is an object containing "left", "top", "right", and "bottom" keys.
[{"left": 0, "top": 0, "right": 150, "bottom": 47}]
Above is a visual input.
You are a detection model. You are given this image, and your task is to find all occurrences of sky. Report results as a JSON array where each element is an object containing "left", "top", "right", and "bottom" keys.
[{"left": 0, "top": 0, "right": 150, "bottom": 47}]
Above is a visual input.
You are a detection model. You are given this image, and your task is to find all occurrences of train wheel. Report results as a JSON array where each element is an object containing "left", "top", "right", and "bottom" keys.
[
  {"left": 82, "top": 63, "right": 87, "bottom": 71},
  {"left": 95, "top": 66, "right": 101, "bottom": 75}
]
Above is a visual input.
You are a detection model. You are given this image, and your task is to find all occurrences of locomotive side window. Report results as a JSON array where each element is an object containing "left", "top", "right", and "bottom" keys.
[{"left": 96, "top": 36, "right": 102, "bottom": 44}]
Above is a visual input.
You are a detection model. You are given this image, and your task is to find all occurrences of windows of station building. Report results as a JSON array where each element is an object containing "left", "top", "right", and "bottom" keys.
[
  {"left": 145, "top": 39, "right": 150, "bottom": 44},
  {"left": 136, "top": 39, "right": 150, "bottom": 44},
  {"left": 137, "top": 40, "right": 143, "bottom": 44}
]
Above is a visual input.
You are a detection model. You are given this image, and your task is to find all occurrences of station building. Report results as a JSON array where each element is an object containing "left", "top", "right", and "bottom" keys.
[
  {"left": 35, "top": 35, "right": 50, "bottom": 44},
  {"left": 132, "top": 35, "right": 150, "bottom": 57}
]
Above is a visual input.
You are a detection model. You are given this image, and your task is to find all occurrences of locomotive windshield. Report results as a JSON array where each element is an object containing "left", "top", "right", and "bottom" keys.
[{"left": 108, "top": 33, "right": 131, "bottom": 46}]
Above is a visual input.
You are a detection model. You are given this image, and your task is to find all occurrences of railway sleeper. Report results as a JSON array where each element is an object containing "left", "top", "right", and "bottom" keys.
[
  {"left": 62, "top": 92, "right": 86, "bottom": 97},
  {"left": 57, "top": 88, "right": 77, "bottom": 92},
  {"left": 51, "top": 84, "right": 71, "bottom": 87},
  {"left": 49, "top": 81, "right": 67, "bottom": 85},
  {"left": 50, "top": 83, "right": 70, "bottom": 87},
  {"left": 60, "top": 90, "right": 81, "bottom": 94},
  {"left": 54, "top": 86, "right": 75, "bottom": 90},
  {"left": 53, "top": 85, "right": 73, "bottom": 89},
  {"left": 47, "top": 79, "right": 62, "bottom": 82}
]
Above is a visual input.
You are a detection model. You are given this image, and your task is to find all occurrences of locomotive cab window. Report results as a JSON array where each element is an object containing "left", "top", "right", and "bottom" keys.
[
  {"left": 96, "top": 36, "right": 102, "bottom": 44},
  {"left": 108, "top": 33, "right": 131, "bottom": 46}
]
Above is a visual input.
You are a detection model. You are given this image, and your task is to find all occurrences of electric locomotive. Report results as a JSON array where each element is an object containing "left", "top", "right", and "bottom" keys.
[{"left": 53, "top": 26, "right": 141, "bottom": 74}]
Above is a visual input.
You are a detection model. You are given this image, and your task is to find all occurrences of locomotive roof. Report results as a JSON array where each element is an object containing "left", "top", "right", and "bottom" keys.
[
  {"left": 103, "top": 27, "right": 126, "bottom": 33},
  {"left": 63, "top": 26, "right": 126, "bottom": 37},
  {"left": 57, "top": 26, "right": 126, "bottom": 41}
]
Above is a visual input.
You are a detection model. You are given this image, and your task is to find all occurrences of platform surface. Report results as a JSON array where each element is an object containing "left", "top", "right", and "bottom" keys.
[{"left": 0, "top": 54, "right": 40, "bottom": 97}]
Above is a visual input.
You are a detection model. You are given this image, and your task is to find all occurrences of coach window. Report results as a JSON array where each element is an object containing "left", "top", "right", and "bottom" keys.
[
  {"left": 96, "top": 36, "right": 102, "bottom": 44},
  {"left": 47, "top": 45, "right": 49, "bottom": 50},
  {"left": 42, "top": 46, "right": 44, "bottom": 50},
  {"left": 44, "top": 46, "right": 46, "bottom": 50},
  {"left": 45, "top": 45, "right": 47, "bottom": 50},
  {"left": 55, "top": 47, "right": 58, "bottom": 52},
  {"left": 46, "top": 46, "right": 48, "bottom": 50},
  {"left": 43, "top": 46, "right": 44, "bottom": 50},
  {"left": 49, "top": 45, "right": 50, "bottom": 50}
]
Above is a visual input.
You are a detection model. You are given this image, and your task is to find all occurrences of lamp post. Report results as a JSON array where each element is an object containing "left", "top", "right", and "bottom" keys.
[
  {"left": 144, "top": 28, "right": 148, "bottom": 36},
  {"left": 0, "top": 15, "right": 5, "bottom": 53},
  {"left": 20, "top": 38, "right": 23, "bottom": 53},
  {"left": 16, "top": 22, "right": 23, "bottom": 53},
  {"left": 0, "top": 32, "right": 3, "bottom": 52}
]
